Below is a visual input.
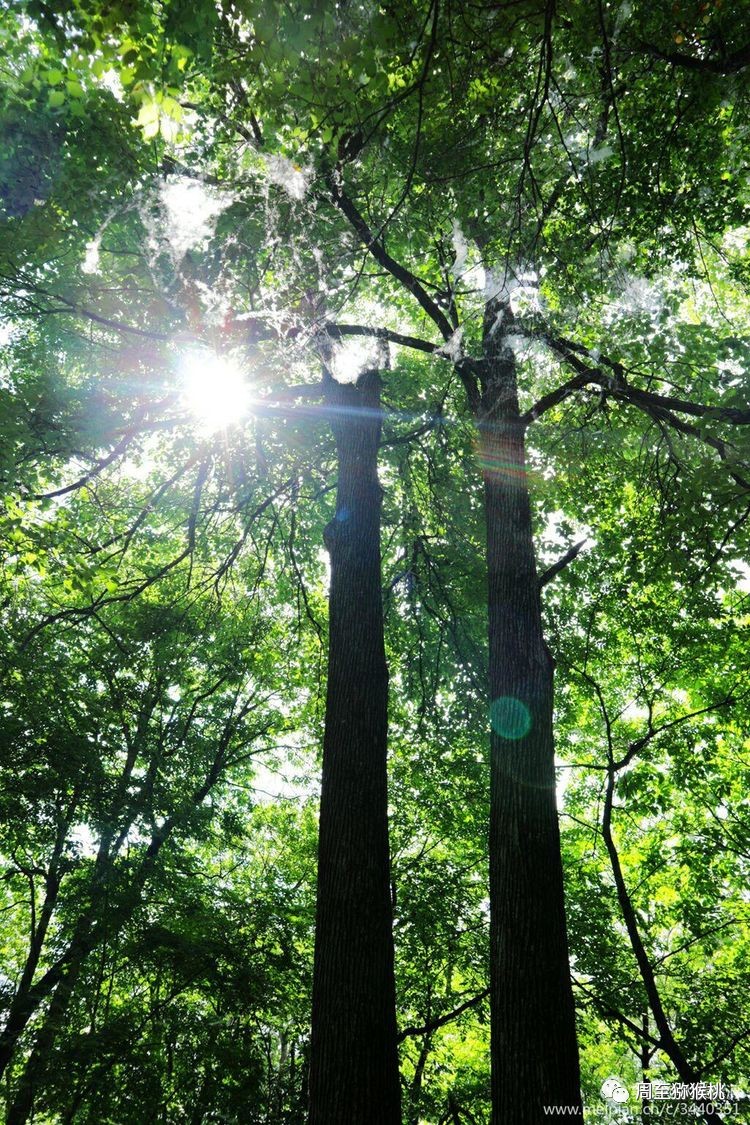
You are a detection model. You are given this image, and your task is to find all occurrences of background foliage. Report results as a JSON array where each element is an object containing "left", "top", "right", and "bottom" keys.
[{"left": 1, "top": 0, "right": 750, "bottom": 1121}]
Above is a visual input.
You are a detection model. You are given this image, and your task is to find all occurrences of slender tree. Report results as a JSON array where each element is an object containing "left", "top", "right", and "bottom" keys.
[{"left": 310, "top": 363, "right": 401, "bottom": 1123}]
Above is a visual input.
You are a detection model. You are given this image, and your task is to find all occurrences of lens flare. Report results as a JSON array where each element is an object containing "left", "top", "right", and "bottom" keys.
[{"left": 490, "top": 696, "right": 532, "bottom": 741}]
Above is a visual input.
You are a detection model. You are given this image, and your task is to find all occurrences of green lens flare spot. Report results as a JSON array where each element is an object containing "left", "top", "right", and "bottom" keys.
[{"left": 490, "top": 697, "right": 532, "bottom": 741}]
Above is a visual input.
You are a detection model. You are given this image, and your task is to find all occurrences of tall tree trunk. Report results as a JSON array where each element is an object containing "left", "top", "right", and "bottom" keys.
[
  {"left": 479, "top": 318, "right": 582, "bottom": 1121},
  {"left": 308, "top": 368, "right": 401, "bottom": 1124}
]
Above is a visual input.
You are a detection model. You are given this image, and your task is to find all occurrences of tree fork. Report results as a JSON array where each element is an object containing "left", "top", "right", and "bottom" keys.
[{"left": 308, "top": 366, "right": 401, "bottom": 1124}]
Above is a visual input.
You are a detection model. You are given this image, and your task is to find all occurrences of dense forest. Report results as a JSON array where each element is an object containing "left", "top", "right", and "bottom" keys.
[{"left": 1, "top": 1, "right": 750, "bottom": 1122}]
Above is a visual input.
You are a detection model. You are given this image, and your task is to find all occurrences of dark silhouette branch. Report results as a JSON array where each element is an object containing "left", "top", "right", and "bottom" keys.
[
  {"left": 0, "top": 276, "right": 170, "bottom": 341},
  {"left": 613, "top": 692, "right": 737, "bottom": 772},
  {"left": 538, "top": 540, "right": 587, "bottom": 589},
  {"left": 573, "top": 978, "right": 662, "bottom": 1051},
  {"left": 529, "top": 331, "right": 750, "bottom": 489},
  {"left": 329, "top": 177, "right": 455, "bottom": 342},
  {"left": 639, "top": 40, "right": 750, "bottom": 75},
  {"left": 397, "top": 988, "right": 490, "bottom": 1043},
  {"left": 576, "top": 671, "right": 725, "bottom": 1121},
  {"left": 325, "top": 323, "right": 439, "bottom": 355},
  {"left": 522, "top": 373, "right": 592, "bottom": 424},
  {"left": 539, "top": 332, "right": 750, "bottom": 425}
]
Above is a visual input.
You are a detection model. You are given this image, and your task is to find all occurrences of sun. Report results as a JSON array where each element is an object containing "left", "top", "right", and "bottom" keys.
[{"left": 180, "top": 348, "right": 251, "bottom": 433}]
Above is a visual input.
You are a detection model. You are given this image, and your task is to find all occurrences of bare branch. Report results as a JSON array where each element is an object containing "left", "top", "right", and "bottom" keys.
[
  {"left": 325, "top": 323, "right": 439, "bottom": 356},
  {"left": 397, "top": 988, "right": 489, "bottom": 1043},
  {"left": 522, "top": 373, "right": 592, "bottom": 424},
  {"left": 329, "top": 177, "right": 455, "bottom": 342},
  {"left": 638, "top": 40, "right": 750, "bottom": 75},
  {"left": 538, "top": 540, "right": 588, "bottom": 589}
]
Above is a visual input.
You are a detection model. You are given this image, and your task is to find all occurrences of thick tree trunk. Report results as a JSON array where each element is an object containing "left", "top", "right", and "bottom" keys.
[
  {"left": 479, "top": 329, "right": 582, "bottom": 1121},
  {"left": 308, "top": 369, "right": 401, "bottom": 1124}
]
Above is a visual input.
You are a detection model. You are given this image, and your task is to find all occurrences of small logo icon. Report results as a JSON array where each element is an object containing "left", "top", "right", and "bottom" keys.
[{"left": 601, "top": 1077, "right": 630, "bottom": 1104}]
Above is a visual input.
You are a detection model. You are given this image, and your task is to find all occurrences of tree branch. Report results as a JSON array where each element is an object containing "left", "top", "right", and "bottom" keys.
[
  {"left": 521, "top": 373, "right": 592, "bottom": 424},
  {"left": 614, "top": 691, "right": 737, "bottom": 772},
  {"left": 397, "top": 988, "right": 489, "bottom": 1043},
  {"left": 532, "top": 331, "right": 750, "bottom": 488},
  {"left": 0, "top": 276, "right": 170, "bottom": 342},
  {"left": 325, "top": 323, "right": 440, "bottom": 355},
  {"left": 538, "top": 539, "right": 587, "bottom": 589},
  {"left": 573, "top": 978, "right": 663, "bottom": 1051},
  {"left": 638, "top": 40, "right": 750, "bottom": 75},
  {"left": 329, "top": 177, "right": 455, "bottom": 342},
  {"left": 540, "top": 331, "right": 750, "bottom": 425}
]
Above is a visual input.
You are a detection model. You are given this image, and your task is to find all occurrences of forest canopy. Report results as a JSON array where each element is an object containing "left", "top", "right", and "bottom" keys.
[{"left": 1, "top": 1, "right": 750, "bottom": 1122}]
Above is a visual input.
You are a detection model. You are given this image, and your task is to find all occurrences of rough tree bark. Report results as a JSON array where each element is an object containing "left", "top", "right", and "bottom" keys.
[
  {"left": 328, "top": 180, "right": 583, "bottom": 1117},
  {"left": 478, "top": 304, "right": 582, "bottom": 1122},
  {"left": 308, "top": 366, "right": 401, "bottom": 1124}
]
